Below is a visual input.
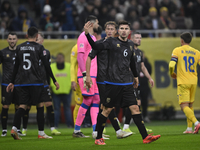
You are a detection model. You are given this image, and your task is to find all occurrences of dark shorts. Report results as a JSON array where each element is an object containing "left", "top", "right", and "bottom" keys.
[
  {"left": 97, "top": 83, "right": 106, "bottom": 105},
  {"left": 1, "top": 85, "right": 18, "bottom": 105},
  {"left": 133, "top": 86, "right": 141, "bottom": 100},
  {"left": 16, "top": 86, "right": 44, "bottom": 105},
  {"left": 40, "top": 86, "right": 52, "bottom": 102},
  {"left": 103, "top": 84, "right": 137, "bottom": 108}
]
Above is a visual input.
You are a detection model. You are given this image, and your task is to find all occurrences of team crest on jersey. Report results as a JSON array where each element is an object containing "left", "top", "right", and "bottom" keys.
[
  {"left": 43, "top": 50, "right": 46, "bottom": 56},
  {"left": 6, "top": 54, "right": 9, "bottom": 57},
  {"left": 80, "top": 43, "right": 84, "bottom": 48},
  {"left": 106, "top": 97, "right": 111, "bottom": 103},
  {"left": 130, "top": 46, "right": 132, "bottom": 51},
  {"left": 117, "top": 44, "right": 120, "bottom": 47}
]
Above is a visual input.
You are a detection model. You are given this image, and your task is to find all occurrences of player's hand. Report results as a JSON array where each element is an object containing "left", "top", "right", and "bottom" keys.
[
  {"left": 149, "top": 78, "right": 154, "bottom": 88},
  {"left": 171, "top": 72, "right": 177, "bottom": 79},
  {"left": 84, "top": 21, "right": 93, "bottom": 35},
  {"left": 54, "top": 82, "right": 60, "bottom": 90},
  {"left": 133, "top": 77, "right": 139, "bottom": 88},
  {"left": 86, "top": 76, "right": 93, "bottom": 89},
  {"left": 6, "top": 83, "right": 14, "bottom": 92},
  {"left": 71, "top": 81, "right": 77, "bottom": 91}
]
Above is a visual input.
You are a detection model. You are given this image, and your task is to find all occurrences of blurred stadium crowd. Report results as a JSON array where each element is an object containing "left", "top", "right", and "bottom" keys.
[{"left": 0, "top": 0, "right": 200, "bottom": 38}]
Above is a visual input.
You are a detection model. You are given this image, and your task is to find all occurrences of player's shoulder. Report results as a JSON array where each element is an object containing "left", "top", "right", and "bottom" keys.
[
  {"left": 0, "top": 47, "right": 9, "bottom": 52},
  {"left": 173, "top": 46, "right": 182, "bottom": 52}
]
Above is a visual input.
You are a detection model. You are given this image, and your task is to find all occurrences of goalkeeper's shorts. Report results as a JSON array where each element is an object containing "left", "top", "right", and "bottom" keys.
[{"left": 78, "top": 77, "right": 99, "bottom": 96}]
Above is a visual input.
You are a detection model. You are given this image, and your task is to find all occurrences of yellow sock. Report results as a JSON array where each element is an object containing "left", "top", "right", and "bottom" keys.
[
  {"left": 183, "top": 106, "right": 197, "bottom": 124},
  {"left": 187, "top": 107, "right": 193, "bottom": 128},
  {"left": 73, "top": 104, "right": 80, "bottom": 125}
]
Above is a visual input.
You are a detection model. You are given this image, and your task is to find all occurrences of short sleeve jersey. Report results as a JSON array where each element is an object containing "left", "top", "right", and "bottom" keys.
[
  {"left": 40, "top": 49, "right": 51, "bottom": 85},
  {"left": 77, "top": 32, "right": 97, "bottom": 77},
  {"left": 171, "top": 45, "right": 200, "bottom": 85},
  {"left": 15, "top": 41, "right": 46, "bottom": 85},
  {"left": 0, "top": 47, "right": 17, "bottom": 84},
  {"left": 101, "top": 37, "right": 135, "bottom": 84},
  {"left": 88, "top": 38, "right": 107, "bottom": 83}
]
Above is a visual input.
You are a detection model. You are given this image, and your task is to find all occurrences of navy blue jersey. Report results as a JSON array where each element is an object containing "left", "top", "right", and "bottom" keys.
[
  {"left": 11, "top": 41, "right": 56, "bottom": 85},
  {"left": 40, "top": 49, "right": 51, "bottom": 85},
  {"left": 133, "top": 48, "right": 144, "bottom": 75},
  {"left": 0, "top": 47, "right": 20, "bottom": 84},
  {"left": 86, "top": 34, "right": 138, "bottom": 85},
  {"left": 88, "top": 38, "right": 107, "bottom": 83}
]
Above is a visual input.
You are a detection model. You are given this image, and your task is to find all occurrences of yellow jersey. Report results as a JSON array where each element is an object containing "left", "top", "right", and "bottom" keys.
[
  {"left": 170, "top": 45, "right": 200, "bottom": 85},
  {"left": 70, "top": 44, "right": 78, "bottom": 83}
]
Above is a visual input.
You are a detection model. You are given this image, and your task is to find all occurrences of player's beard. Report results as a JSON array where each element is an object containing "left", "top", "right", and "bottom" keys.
[{"left": 9, "top": 43, "right": 16, "bottom": 49}]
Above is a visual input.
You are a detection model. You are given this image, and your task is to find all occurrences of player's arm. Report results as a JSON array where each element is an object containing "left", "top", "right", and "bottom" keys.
[
  {"left": 169, "top": 50, "right": 178, "bottom": 79},
  {"left": 40, "top": 47, "right": 59, "bottom": 90},
  {"left": 70, "top": 46, "right": 77, "bottom": 91},
  {"left": 85, "top": 49, "right": 98, "bottom": 88},
  {"left": 141, "top": 62, "right": 154, "bottom": 87},
  {"left": 130, "top": 54, "right": 139, "bottom": 88}
]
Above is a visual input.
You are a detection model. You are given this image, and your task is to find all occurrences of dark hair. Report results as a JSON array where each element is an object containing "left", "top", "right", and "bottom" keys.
[
  {"left": 93, "top": 25, "right": 102, "bottom": 35},
  {"left": 180, "top": 32, "right": 192, "bottom": 44},
  {"left": 104, "top": 21, "right": 118, "bottom": 30},
  {"left": 27, "top": 26, "right": 38, "bottom": 38},
  {"left": 131, "top": 31, "right": 141, "bottom": 37},
  {"left": 38, "top": 32, "right": 44, "bottom": 38},
  {"left": 85, "top": 15, "right": 97, "bottom": 23},
  {"left": 7, "top": 32, "right": 17, "bottom": 38},
  {"left": 118, "top": 20, "right": 131, "bottom": 28},
  {"left": 57, "top": 52, "right": 65, "bottom": 58}
]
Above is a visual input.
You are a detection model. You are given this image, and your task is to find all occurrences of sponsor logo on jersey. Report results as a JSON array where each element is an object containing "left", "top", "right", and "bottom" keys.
[
  {"left": 6, "top": 54, "right": 9, "bottom": 57},
  {"left": 72, "top": 51, "right": 75, "bottom": 56},
  {"left": 117, "top": 44, "right": 120, "bottom": 47},
  {"left": 80, "top": 43, "right": 84, "bottom": 48}
]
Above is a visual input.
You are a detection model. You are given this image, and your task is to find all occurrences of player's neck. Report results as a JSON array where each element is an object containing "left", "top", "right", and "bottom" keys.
[
  {"left": 134, "top": 45, "right": 138, "bottom": 50},
  {"left": 9, "top": 46, "right": 16, "bottom": 50},
  {"left": 28, "top": 38, "right": 37, "bottom": 42},
  {"left": 88, "top": 28, "right": 94, "bottom": 35},
  {"left": 118, "top": 36, "right": 127, "bottom": 42}
]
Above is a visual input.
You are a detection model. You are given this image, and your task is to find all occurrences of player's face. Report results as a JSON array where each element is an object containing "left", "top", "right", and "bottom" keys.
[
  {"left": 92, "top": 19, "right": 99, "bottom": 31},
  {"left": 105, "top": 24, "right": 117, "bottom": 38},
  {"left": 118, "top": 24, "right": 130, "bottom": 39},
  {"left": 7, "top": 34, "right": 18, "bottom": 49},
  {"left": 36, "top": 34, "right": 44, "bottom": 45},
  {"left": 132, "top": 34, "right": 141, "bottom": 46}
]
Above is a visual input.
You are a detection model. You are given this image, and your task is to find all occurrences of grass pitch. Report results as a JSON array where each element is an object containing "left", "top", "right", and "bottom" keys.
[{"left": 1, "top": 119, "right": 199, "bottom": 150}]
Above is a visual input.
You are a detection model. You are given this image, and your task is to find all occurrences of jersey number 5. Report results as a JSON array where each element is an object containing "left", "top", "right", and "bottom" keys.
[
  {"left": 183, "top": 56, "right": 194, "bottom": 72},
  {"left": 23, "top": 53, "right": 31, "bottom": 70}
]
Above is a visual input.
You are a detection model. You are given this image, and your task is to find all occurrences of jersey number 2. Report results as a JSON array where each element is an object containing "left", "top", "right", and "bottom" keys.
[
  {"left": 183, "top": 56, "right": 194, "bottom": 72},
  {"left": 23, "top": 53, "right": 31, "bottom": 70}
]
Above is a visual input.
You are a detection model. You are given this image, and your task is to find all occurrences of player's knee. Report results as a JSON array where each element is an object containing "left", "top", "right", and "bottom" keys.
[
  {"left": 45, "top": 102, "right": 52, "bottom": 107},
  {"left": 129, "top": 105, "right": 140, "bottom": 115}
]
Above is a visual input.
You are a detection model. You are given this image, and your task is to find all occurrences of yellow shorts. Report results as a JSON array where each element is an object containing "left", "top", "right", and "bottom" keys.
[
  {"left": 177, "top": 84, "right": 197, "bottom": 105},
  {"left": 74, "top": 83, "right": 83, "bottom": 105}
]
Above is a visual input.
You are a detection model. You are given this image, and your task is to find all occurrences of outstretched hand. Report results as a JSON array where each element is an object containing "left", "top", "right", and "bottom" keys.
[{"left": 84, "top": 21, "right": 93, "bottom": 35}]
